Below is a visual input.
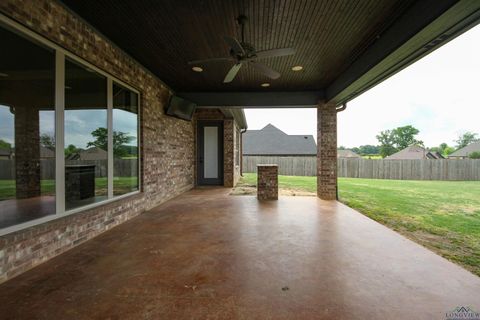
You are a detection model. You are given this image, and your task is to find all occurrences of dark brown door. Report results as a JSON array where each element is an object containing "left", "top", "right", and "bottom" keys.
[{"left": 197, "top": 121, "right": 223, "bottom": 185}]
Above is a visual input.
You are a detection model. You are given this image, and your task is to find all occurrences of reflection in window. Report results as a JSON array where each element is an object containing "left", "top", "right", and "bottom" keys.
[
  {"left": 0, "top": 26, "right": 55, "bottom": 228},
  {"left": 113, "top": 83, "right": 139, "bottom": 195},
  {"left": 65, "top": 59, "right": 107, "bottom": 210}
]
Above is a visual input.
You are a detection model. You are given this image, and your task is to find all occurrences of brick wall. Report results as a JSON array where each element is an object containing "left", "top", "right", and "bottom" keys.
[
  {"left": 317, "top": 102, "right": 338, "bottom": 200},
  {"left": 0, "top": 0, "right": 195, "bottom": 283},
  {"left": 257, "top": 165, "right": 278, "bottom": 200}
]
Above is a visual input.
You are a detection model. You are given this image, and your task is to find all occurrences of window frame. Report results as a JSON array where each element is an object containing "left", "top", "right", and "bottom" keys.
[{"left": 0, "top": 14, "right": 142, "bottom": 236}]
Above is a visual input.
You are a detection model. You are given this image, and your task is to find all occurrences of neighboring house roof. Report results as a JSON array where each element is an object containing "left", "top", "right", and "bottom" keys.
[
  {"left": 66, "top": 147, "right": 108, "bottom": 161},
  {"left": 337, "top": 149, "right": 361, "bottom": 158},
  {"left": 0, "top": 148, "right": 11, "bottom": 157},
  {"left": 385, "top": 145, "right": 444, "bottom": 160},
  {"left": 243, "top": 124, "right": 316, "bottom": 155},
  {"left": 40, "top": 146, "right": 55, "bottom": 158},
  {"left": 449, "top": 141, "right": 480, "bottom": 158}
]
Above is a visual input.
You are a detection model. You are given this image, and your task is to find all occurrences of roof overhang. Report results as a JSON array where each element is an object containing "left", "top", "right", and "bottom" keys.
[{"left": 60, "top": 0, "right": 480, "bottom": 108}]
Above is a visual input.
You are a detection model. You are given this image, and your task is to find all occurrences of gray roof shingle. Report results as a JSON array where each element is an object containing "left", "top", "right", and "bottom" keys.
[
  {"left": 449, "top": 141, "right": 480, "bottom": 158},
  {"left": 243, "top": 124, "right": 316, "bottom": 155},
  {"left": 385, "top": 145, "right": 443, "bottom": 160}
]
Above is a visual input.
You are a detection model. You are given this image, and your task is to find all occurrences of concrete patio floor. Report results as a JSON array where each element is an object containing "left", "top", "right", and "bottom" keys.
[{"left": 1, "top": 188, "right": 479, "bottom": 319}]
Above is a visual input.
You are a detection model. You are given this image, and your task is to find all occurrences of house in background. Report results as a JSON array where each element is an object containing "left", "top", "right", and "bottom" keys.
[
  {"left": 243, "top": 124, "right": 316, "bottom": 156},
  {"left": 66, "top": 147, "right": 108, "bottom": 161},
  {"left": 449, "top": 141, "right": 480, "bottom": 159},
  {"left": 0, "top": 148, "right": 13, "bottom": 160},
  {"left": 385, "top": 145, "right": 444, "bottom": 160},
  {"left": 242, "top": 124, "right": 317, "bottom": 176},
  {"left": 337, "top": 149, "right": 361, "bottom": 159}
]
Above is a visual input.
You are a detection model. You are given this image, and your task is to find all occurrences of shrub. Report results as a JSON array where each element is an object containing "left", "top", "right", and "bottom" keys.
[{"left": 468, "top": 151, "right": 480, "bottom": 159}]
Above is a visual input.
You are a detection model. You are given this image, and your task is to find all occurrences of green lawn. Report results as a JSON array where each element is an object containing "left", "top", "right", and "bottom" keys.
[
  {"left": 238, "top": 173, "right": 480, "bottom": 276},
  {"left": 0, "top": 177, "right": 138, "bottom": 200}
]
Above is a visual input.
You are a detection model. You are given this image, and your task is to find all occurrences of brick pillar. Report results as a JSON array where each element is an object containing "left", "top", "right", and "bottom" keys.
[
  {"left": 317, "top": 102, "right": 337, "bottom": 200},
  {"left": 257, "top": 164, "right": 278, "bottom": 200},
  {"left": 14, "top": 106, "right": 41, "bottom": 199},
  {"left": 223, "top": 119, "right": 234, "bottom": 187}
]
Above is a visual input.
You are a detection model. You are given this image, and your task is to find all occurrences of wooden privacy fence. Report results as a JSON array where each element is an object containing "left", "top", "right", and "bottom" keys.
[
  {"left": 242, "top": 156, "right": 480, "bottom": 181},
  {"left": 0, "top": 159, "right": 138, "bottom": 180},
  {"left": 243, "top": 156, "right": 317, "bottom": 176},
  {"left": 338, "top": 158, "right": 480, "bottom": 181}
]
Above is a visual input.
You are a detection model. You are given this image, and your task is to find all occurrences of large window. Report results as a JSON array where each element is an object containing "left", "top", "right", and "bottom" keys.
[
  {"left": 65, "top": 59, "right": 108, "bottom": 210},
  {"left": 0, "top": 22, "right": 140, "bottom": 232},
  {"left": 113, "top": 83, "right": 139, "bottom": 195},
  {"left": 0, "top": 26, "right": 56, "bottom": 229}
]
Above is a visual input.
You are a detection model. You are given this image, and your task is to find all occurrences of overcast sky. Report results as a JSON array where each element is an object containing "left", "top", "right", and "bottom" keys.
[{"left": 245, "top": 24, "right": 480, "bottom": 148}]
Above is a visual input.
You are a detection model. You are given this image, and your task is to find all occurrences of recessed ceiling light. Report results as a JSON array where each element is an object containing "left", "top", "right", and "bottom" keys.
[
  {"left": 65, "top": 86, "right": 72, "bottom": 90},
  {"left": 260, "top": 83, "right": 270, "bottom": 87},
  {"left": 291, "top": 65, "right": 303, "bottom": 71},
  {"left": 192, "top": 66, "right": 203, "bottom": 72}
]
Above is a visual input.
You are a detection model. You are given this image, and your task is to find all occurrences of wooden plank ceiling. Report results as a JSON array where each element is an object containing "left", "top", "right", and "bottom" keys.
[{"left": 61, "top": 0, "right": 416, "bottom": 92}]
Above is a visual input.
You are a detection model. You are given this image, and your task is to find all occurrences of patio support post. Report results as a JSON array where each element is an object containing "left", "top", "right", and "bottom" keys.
[
  {"left": 14, "top": 106, "right": 41, "bottom": 199},
  {"left": 317, "top": 101, "right": 337, "bottom": 200}
]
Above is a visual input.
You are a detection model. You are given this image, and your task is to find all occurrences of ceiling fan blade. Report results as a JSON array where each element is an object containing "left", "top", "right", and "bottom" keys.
[
  {"left": 248, "top": 61, "right": 280, "bottom": 79},
  {"left": 188, "top": 57, "right": 233, "bottom": 65},
  {"left": 224, "top": 36, "right": 245, "bottom": 56},
  {"left": 223, "top": 63, "right": 242, "bottom": 83},
  {"left": 254, "top": 48, "right": 296, "bottom": 59}
]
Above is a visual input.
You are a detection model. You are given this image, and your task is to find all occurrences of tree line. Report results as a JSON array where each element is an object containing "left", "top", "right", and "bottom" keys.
[{"left": 339, "top": 126, "right": 480, "bottom": 159}]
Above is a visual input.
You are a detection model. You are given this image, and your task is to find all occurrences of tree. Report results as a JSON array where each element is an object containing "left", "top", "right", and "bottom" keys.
[
  {"left": 87, "top": 127, "right": 133, "bottom": 157},
  {"left": 443, "top": 147, "right": 455, "bottom": 156},
  {"left": 376, "top": 125, "right": 423, "bottom": 158},
  {"left": 455, "top": 132, "right": 479, "bottom": 149},
  {"left": 0, "top": 139, "right": 11, "bottom": 150},
  {"left": 338, "top": 146, "right": 346, "bottom": 150},
  {"left": 64, "top": 144, "right": 80, "bottom": 156},
  {"left": 358, "top": 145, "right": 380, "bottom": 155},
  {"left": 40, "top": 133, "right": 55, "bottom": 150},
  {"left": 430, "top": 142, "right": 454, "bottom": 157},
  {"left": 469, "top": 151, "right": 480, "bottom": 159},
  {"left": 376, "top": 130, "right": 397, "bottom": 158},
  {"left": 391, "top": 125, "right": 423, "bottom": 149}
]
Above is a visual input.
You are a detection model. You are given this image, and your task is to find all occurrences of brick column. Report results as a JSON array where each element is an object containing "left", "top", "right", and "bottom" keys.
[
  {"left": 257, "top": 164, "right": 278, "bottom": 200},
  {"left": 317, "top": 102, "right": 337, "bottom": 200},
  {"left": 14, "top": 106, "right": 41, "bottom": 199},
  {"left": 223, "top": 119, "right": 234, "bottom": 187}
]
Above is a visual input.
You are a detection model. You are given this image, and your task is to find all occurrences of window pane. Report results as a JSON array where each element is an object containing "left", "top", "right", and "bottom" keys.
[
  {"left": 0, "top": 26, "right": 55, "bottom": 229},
  {"left": 65, "top": 59, "right": 107, "bottom": 210},
  {"left": 113, "top": 83, "right": 139, "bottom": 195}
]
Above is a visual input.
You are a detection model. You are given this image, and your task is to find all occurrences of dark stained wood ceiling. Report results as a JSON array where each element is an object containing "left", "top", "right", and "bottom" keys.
[{"left": 61, "top": 0, "right": 417, "bottom": 92}]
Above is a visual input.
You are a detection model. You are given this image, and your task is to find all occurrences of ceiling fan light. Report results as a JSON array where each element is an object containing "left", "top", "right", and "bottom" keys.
[
  {"left": 192, "top": 66, "right": 203, "bottom": 72},
  {"left": 260, "top": 83, "right": 270, "bottom": 87},
  {"left": 291, "top": 65, "right": 303, "bottom": 71}
]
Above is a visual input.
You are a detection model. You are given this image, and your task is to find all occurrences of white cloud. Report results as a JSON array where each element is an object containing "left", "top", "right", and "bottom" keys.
[{"left": 246, "top": 24, "right": 480, "bottom": 148}]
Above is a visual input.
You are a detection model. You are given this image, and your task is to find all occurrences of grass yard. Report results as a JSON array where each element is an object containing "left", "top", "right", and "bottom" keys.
[
  {"left": 0, "top": 177, "right": 138, "bottom": 200},
  {"left": 236, "top": 173, "right": 480, "bottom": 276}
]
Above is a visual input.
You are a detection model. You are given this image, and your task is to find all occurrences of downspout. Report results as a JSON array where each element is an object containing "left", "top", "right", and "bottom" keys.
[{"left": 336, "top": 103, "right": 347, "bottom": 113}]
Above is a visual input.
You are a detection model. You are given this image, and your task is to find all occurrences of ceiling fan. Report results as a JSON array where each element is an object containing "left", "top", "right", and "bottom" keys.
[{"left": 188, "top": 15, "right": 296, "bottom": 83}]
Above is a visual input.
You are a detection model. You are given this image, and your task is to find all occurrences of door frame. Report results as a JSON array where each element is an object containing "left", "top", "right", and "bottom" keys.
[{"left": 197, "top": 120, "right": 224, "bottom": 185}]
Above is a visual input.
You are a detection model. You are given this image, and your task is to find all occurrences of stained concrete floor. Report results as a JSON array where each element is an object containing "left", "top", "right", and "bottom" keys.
[{"left": 1, "top": 188, "right": 479, "bottom": 319}]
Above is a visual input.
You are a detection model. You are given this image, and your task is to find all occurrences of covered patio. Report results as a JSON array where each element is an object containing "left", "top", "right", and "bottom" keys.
[
  {"left": 1, "top": 0, "right": 480, "bottom": 318},
  {"left": 1, "top": 188, "right": 479, "bottom": 319}
]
